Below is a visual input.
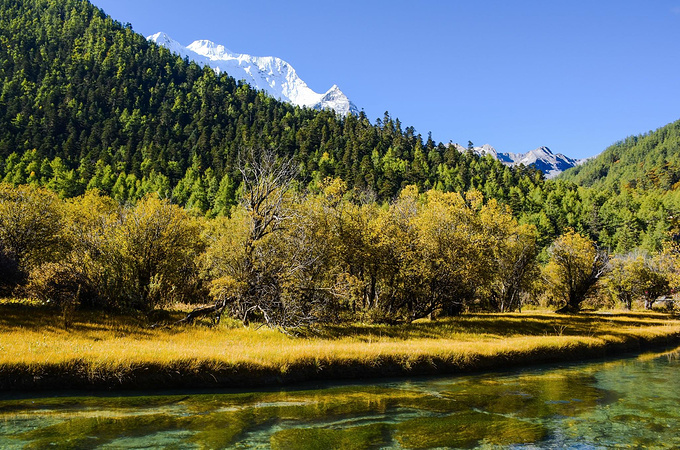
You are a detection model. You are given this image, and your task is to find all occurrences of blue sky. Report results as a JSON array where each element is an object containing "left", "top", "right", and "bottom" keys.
[{"left": 92, "top": 0, "right": 680, "bottom": 159}]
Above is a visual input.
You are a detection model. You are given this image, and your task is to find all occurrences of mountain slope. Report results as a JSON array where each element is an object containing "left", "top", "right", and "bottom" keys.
[
  {"left": 148, "top": 32, "right": 358, "bottom": 116},
  {"left": 558, "top": 118, "right": 680, "bottom": 191}
]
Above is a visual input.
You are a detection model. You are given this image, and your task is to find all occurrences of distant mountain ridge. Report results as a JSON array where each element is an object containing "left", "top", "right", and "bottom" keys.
[
  {"left": 148, "top": 32, "right": 359, "bottom": 116},
  {"left": 453, "top": 144, "right": 584, "bottom": 178}
]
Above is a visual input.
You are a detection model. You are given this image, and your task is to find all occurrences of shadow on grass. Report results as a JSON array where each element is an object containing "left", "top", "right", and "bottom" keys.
[
  {"left": 1, "top": 299, "right": 677, "bottom": 343},
  {"left": 0, "top": 299, "right": 167, "bottom": 337},
  {"left": 308, "top": 312, "right": 678, "bottom": 341}
]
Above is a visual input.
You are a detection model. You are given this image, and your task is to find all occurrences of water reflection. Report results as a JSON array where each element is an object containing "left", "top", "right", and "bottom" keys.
[{"left": 1, "top": 346, "right": 679, "bottom": 448}]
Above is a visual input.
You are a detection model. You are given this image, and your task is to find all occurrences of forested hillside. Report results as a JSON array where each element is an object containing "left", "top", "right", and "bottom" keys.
[
  {"left": 560, "top": 118, "right": 680, "bottom": 192},
  {"left": 1, "top": 0, "right": 679, "bottom": 257}
]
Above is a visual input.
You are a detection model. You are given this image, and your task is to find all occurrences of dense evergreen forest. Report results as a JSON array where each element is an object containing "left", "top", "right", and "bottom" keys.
[
  {"left": 560, "top": 119, "right": 680, "bottom": 192},
  {"left": 557, "top": 118, "right": 680, "bottom": 253},
  {"left": 1, "top": 0, "right": 680, "bottom": 323}
]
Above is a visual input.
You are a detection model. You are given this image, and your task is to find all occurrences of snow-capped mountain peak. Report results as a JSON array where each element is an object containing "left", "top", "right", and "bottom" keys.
[
  {"left": 187, "top": 39, "right": 232, "bottom": 59},
  {"left": 316, "top": 85, "right": 359, "bottom": 116},
  {"left": 454, "top": 143, "right": 581, "bottom": 178},
  {"left": 513, "top": 146, "right": 582, "bottom": 177},
  {"left": 148, "top": 32, "right": 358, "bottom": 116},
  {"left": 148, "top": 32, "right": 184, "bottom": 56},
  {"left": 476, "top": 144, "right": 499, "bottom": 159}
]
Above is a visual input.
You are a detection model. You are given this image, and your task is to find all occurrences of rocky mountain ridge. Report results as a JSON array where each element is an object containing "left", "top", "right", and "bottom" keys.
[{"left": 454, "top": 143, "right": 585, "bottom": 178}]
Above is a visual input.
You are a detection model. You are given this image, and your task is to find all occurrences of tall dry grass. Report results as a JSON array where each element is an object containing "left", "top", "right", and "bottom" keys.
[{"left": 1, "top": 300, "right": 679, "bottom": 388}]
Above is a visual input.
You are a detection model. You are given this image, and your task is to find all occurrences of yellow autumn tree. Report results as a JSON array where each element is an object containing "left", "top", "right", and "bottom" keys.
[
  {"left": 477, "top": 198, "right": 539, "bottom": 312},
  {"left": 61, "top": 192, "right": 204, "bottom": 309},
  {"left": 0, "top": 183, "right": 65, "bottom": 270},
  {"left": 545, "top": 230, "right": 609, "bottom": 312}
]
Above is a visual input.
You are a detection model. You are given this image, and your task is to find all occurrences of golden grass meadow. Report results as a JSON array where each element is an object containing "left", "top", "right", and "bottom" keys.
[{"left": 1, "top": 299, "right": 679, "bottom": 390}]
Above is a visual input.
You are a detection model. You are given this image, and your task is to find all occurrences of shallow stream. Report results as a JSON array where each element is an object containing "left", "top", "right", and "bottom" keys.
[{"left": 1, "top": 346, "right": 679, "bottom": 448}]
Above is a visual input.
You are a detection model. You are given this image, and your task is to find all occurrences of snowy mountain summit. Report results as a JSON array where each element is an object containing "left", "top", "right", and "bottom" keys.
[
  {"left": 148, "top": 32, "right": 359, "bottom": 116},
  {"left": 455, "top": 143, "right": 582, "bottom": 178}
]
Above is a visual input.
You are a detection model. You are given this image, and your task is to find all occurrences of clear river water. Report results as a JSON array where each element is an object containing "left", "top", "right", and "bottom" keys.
[{"left": 1, "top": 346, "right": 679, "bottom": 449}]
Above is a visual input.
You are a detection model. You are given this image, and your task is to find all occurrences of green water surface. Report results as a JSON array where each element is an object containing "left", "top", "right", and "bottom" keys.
[{"left": 1, "top": 346, "right": 679, "bottom": 448}]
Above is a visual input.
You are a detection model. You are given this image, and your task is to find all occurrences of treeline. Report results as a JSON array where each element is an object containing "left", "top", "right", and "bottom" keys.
[
  {"left": 0, "top": 177, "right": 540, "bottom": 323},
  {"left": 1, "top": 175, "right": 676, "bottom": 328}
]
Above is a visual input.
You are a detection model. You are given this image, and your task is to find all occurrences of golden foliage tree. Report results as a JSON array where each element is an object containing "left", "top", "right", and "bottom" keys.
[
  {"left": 546, "top": 230, "right": 609, "bottom": 312},
  {"left": 603, "top": 253, "right": 668, "bottom": 310},
  {"left": 0, "top": 183, "right": 65, "bottom": 270},
  {"left": 62, "top": 192, "right": 204, "bottom": 309},
  {"left": 118, "top": 195, "right": 205, "bottom": 308},
  {"left": 0, "top": 183, "right": 65, "bottom": 293}
]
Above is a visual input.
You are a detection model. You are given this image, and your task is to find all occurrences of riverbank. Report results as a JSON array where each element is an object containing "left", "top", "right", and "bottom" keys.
[{"left": 1, "top": 300, "right": 679, "bottom": 391}]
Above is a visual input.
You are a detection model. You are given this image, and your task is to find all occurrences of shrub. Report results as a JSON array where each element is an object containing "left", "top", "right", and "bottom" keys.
[
  {"left": 63, "top": 192, "right": 206, "bottom": 310},
  {"left": 25, "top": 262, "right": 94, "bottom": 307},
  {"left": 25, "top": 262, "right": 97, "bottom": 329}
]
